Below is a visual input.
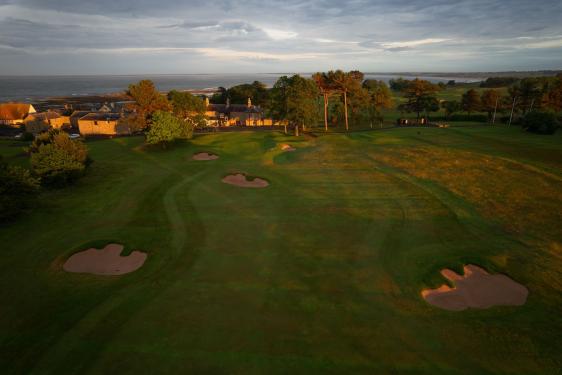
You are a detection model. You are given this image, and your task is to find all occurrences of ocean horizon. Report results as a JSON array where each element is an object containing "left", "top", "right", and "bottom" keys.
[{"left": 0, "top": 73, "right": 482, "bottom": 103}]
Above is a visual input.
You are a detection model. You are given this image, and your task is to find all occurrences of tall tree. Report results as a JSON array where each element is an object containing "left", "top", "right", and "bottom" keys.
[
  {"left": 312, "top": 72, "right": 336, "bottom": 132},
  {"left": 541, "top": 77, "right": 562, "bottom": 112},
  {"left": 461, "top": 89, "right": 482, "bottom": 115},
  {"left": 127, "top": 80, "right": 170, "bottom": 129},
  {"left": 362, "top": 80, "right": 393, "bottom": 127},
  {"left": 286, "top": 75, "right": 320, "bottom": 134},
  {"left": 399, "top": 79, "right": 440, "bottom": 123},
  {"left": 480, "top": 89, "right": 501, "bottom": 122},
  {"left": 271, "top": 75, "right": 319, "bottom": 134},
  {"left": 328, "top": 70, "right": 364, "bottom": 131}
]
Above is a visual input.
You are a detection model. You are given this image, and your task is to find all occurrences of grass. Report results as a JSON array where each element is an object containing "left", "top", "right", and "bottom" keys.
[{"left": 1, "top": 126, "right": 561, "bottom": 374}]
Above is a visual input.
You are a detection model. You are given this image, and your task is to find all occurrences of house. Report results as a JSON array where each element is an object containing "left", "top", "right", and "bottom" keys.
[
  {"left": 70, "top": 111, "right": 91, "bottom": 128},
  {"left": 204, "top": 98, "right": 286, "bottom": 127},
  {"left": 24, "top": 111, "right": 70, "bottom": 134},
  {"left": 77, "top": 113, "right": 129, "bottom": 136},
  {"left": 0, "top": 103, "right": 37, "bottom": 126}
]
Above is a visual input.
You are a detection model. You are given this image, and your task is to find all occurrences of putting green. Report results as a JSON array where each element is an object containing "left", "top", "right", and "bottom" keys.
[{"left": 0, "top": 127, "right": 561, "bottom": 374}]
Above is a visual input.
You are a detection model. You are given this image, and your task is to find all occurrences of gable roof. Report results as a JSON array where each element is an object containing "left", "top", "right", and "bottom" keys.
[
  {"left": 0, "top": 103, "right": 35, "bottom": 120},
  {"left": 70, "top": 110, "right": 91, "bottom": 119},
  {"left": 207, "top": 104, "right": 263, "bottom": 115},
  {"left": 79, "top": 113, "right": 122, "bottom": 121},
  {"left": 28, "top": 112, "right": 63, "bottom": 121}
]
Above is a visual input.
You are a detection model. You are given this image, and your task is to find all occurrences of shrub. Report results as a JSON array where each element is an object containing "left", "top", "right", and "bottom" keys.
[
  {"left": 522, "top": 112, "right": 559, "bottom": 134},
  {"left": 29, "top": 129, "right": 90, "bottom": 186},
  {"left": 0, "top": 157, "right": 40, "bottom": 222}
]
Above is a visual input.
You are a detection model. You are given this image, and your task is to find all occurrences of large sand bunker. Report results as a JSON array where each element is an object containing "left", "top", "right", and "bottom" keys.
[
  {"left": 422, "top": 265, "right": 528, "bottom": 311},
  {"left": 222, "top": 173, "right": 269, "bottom": 188},
  {"left": 281, "top": 144, "right": 296, "bottom": 152},
  {"left": 63, "top": 243, "right": 147, "bottom": 276},
  {"left": 193, "top": 152, "right": 219, "bottom": 161}
]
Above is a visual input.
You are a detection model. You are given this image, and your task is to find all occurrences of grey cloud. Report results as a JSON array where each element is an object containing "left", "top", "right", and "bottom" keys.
[{"left": 0, "top": 0, "right": 561, "bottom": 74}]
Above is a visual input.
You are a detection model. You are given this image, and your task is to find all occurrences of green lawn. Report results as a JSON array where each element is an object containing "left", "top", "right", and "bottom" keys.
[{"left": 1, "top": 126, "right": 561, "bottom": 374}]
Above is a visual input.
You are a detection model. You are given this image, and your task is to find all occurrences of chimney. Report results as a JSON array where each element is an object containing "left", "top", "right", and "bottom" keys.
[
  {"left": 226, "top": 98, "right": 230, "bottom": 108},
  {"left": 205, "top": 97, "right": 210, "bottom": 107},
  {"left": 247, "top": 97, "right": 252, "bottom": 108}
]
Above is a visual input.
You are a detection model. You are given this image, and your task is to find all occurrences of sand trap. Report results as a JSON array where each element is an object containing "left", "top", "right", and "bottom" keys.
[
  {"left": 222, "top": 173, "right": 269, "bottom": 188},
  {"left": 63, "top": 243, "right": 147, "bottom": 276},
  {"left": 281, "top": 144, "right": 296, "bottom": 152},
  {"left": 421, "top": 265, "right": 528, "bottom": 311},
  {"left": 193, "top": 152, "right": 219, "bottom": 161}
]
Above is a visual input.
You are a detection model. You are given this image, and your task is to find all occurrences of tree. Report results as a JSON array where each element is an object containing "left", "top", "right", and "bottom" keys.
[
  {"left": 127, "top": 80, "right": 171, "bottom": 129},
  {"left": 226, "top": 81, "right": 269, "bottom": 107},
  {"left": 328, "top": 70, "right": 364, "bottom": 131},
  {"left": 313, "top": 72, "right": 338, "bottom": 132},
  {"left": 542, "top": 77, "right": 562, "bottom": 112},
  {"left": 29, "top": 130, "right": 90, "bottom": 186},
  {"left": 441, "top": 100, "right": 461, "bottom": 119},
  {"left": 363, "top": 80, "right": 393, "bottom": 127},
  {"left": 286, "top": 75, "right": 320, "bottom": 134},
  {"left": 399, "top": 79, "right": 440, "bottom": 123},
  {"left": 210, "top": 87, "right": 228, "bottom": 104},
  {"left": 461, "top": 89, "right": 482, "bottom": 115},
  {"left": 517, "top": 78, "right": 544, "bottom": 112},
  {"left": 480, "top": 89, "right": 501, "bottom": 122},
  {"left": 268, "top": 76, "right": 291, "bottom": 124},
  {"left": 0, "top": 157, "right": 40, "bottom": 222},
  {"left": 271, "top": 75, "right": 319, "bottom": 134},
  {"left": 167, "top": 90, "right": 207, "bottom": 128},
  {"left": 389, "top": 77, "right": 411, "bottom": 91},
  {"left": 145, "top": 111, "right": 194, "bottom": 147},
  {"left": 522, "top": 111, "right": 559, "bottom": 134},
  {"left": 480, "top": 77, "right": 519, "bottom": 88}
]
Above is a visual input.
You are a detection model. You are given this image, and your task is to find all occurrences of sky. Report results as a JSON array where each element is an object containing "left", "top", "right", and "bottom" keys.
[{"left": 0, "top": 0, "right": 561, "bottom": 75}]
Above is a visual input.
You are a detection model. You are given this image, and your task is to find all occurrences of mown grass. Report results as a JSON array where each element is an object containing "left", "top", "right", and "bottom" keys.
[{"left": 0, "top": 126, "right": 561, "bottom": 374}]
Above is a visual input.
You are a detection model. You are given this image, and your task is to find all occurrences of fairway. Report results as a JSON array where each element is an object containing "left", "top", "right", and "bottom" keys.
[{"left": 1, "top": 126, "right": 561, "bottom": 374}]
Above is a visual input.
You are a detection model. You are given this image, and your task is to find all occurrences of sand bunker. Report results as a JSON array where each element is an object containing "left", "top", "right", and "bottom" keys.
[
  {"left": 63, "top": 243, "right": 147, "bottom": 276},
  {"left": 281, "top": 144, "right": 296, "bottom": 152},
  {"left": 222, "top": 173, "right": 269, "bottom": 188},
  {"left": 422, "top": 264, "right": 528, "bottom": 311},
  {"left": 193, "top": 152, "right": 219, "bottom": 161}
]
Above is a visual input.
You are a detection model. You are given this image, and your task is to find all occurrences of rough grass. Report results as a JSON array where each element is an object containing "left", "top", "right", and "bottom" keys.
[{"left": 0, "top": 127, "right": 561, "bottom": 374}]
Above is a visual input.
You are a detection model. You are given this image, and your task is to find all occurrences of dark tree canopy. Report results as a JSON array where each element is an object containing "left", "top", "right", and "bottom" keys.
[
  {"left": 461, "top": 89, "right": 482, "bottom": 114},
  {"left": 399, "top": 79, "right": 440, "bottom": 122},
  {"left": 0, "top": 157, "right": 40, "bottom": 222}
]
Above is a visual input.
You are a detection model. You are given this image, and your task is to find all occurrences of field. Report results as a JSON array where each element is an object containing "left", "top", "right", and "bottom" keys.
[{"left": 1, "top": 125, "right": 561, "bottom": 374}]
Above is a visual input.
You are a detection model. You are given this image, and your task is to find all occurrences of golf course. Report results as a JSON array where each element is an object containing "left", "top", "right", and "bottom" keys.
[{"left": 1, "top": 125, "right": 561, "bottom": 374}]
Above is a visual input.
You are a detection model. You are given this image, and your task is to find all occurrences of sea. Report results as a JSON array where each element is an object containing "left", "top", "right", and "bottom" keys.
[{"left": 0, "top": 73, "right": 482, "bottom": 103}]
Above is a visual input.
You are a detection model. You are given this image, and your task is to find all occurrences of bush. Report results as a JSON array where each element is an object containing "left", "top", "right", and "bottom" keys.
[
  {"left": 0, "top": 157, "right": 40, "bottom": 222},
  {"left": 522, "top": 112, "right": 559, "bottom": 134},
  {"left": 29, "top": 129, "right": 90, "bottom": 186}
]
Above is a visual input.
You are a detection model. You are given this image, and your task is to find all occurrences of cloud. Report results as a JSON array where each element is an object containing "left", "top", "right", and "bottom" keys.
[{"left": 0, "top": 0, "right": 561, "bottom": 74}]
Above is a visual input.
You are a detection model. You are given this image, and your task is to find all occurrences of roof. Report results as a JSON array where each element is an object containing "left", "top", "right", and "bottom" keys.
[
  {"left": 70, "top": 110, "right": 91, "bottom": 118},
  {"left": 28, "top": 112, "right": 63, "bottom": 121},
  {"left": 207, "top": 104, "right": 263, "bottom": 115},
  {"left": 0, "top": 103, "right": 34, "bottom": 120},
  {"left": 80, "top": 113, "right": 122, "bottom": 121}
]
